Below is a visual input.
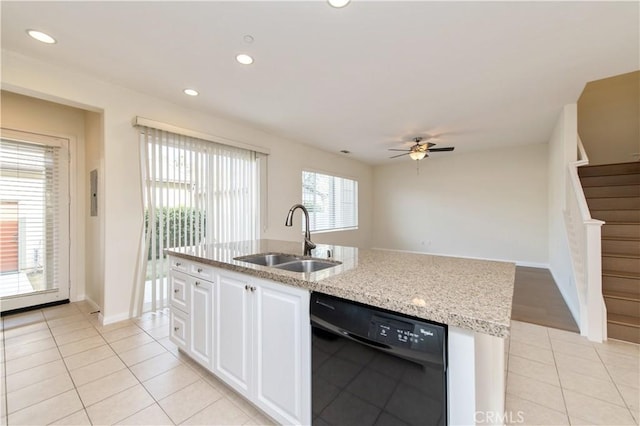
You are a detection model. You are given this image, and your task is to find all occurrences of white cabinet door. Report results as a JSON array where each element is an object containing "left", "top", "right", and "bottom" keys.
[
  {"left": 190, "top": 279, "right": 213, "bottom": 369},
  {"left": 214, "top": 271, "right": 252, "bottom": 396},
  {"left": 169, "top": 307, "right": 189, "bottom": 351},
  {"left": 253, "top": 279, "right": 311, "bottom": 426},
  {"left": 170, "top": 270, "right": 190, "bottom": 313}
]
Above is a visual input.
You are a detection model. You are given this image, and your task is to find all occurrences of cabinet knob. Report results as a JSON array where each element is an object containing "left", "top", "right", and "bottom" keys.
[
  {"left": 174, "top": 326, "right": 179, "bottom": 331},
  {"left": 197, "top": 268, "right": 203, "bottom": 273},
  {"left": 250, "top": 286, "right": 256, "bottom": 292},
  {"left": 195, "top": 281, "right": 200, "bottom": 286},
  {"left": 174, "top": 289, "right": 179, "bottom": 293},
  {"left": 175, "top": 262, "right": 181, "bottom": 267},
  {"left": 245, "top": 285, "right": 249, "bottom": 291}
]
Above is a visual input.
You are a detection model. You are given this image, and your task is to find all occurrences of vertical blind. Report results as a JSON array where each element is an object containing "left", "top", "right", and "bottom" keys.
[
  {"left": 0, "top": 139, "right": 61, "bottom": 296},
  {"left": 137, "top": 126, "right": 259, "bottom": 312},
  {"left": 302, "top": 171, "right": 358, "bottom": 232}
]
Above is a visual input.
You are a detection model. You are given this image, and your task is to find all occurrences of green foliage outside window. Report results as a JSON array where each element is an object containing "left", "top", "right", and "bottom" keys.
[{"left": 145, "top": 207, "right": 206, "bottom": 260}]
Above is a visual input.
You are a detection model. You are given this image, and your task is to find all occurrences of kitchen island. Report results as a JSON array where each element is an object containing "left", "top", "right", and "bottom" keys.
[{"left": 166, "top": 239, "right": 515, "bottom": 426}]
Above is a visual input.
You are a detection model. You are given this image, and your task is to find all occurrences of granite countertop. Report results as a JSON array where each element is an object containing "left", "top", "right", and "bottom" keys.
[{"left": 166, "top": 239, "right": 515, "bottom": 338}]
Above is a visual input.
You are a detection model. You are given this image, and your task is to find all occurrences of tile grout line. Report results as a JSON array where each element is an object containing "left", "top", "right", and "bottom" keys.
[
  {"left": 546, "top": 328, "right": 575, "bottom": 424},
  {"left": 593, "top": 343, "right": 638, "bottom": 421},
  {"left": 41, "top": 306, "right": 92, "bottom": 425}
]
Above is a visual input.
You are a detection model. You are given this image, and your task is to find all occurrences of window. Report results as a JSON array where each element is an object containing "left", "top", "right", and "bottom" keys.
[
  {"left": 137, "top": 126, "right": 259, "bottom": 311},
  {"left": 302, "top": 171, "right": 358, "bottom": 232}
]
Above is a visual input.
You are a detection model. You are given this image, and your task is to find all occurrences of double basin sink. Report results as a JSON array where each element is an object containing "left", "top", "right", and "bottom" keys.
[{"left": 234, "top": 253, "right": 341, "bottom": 273}]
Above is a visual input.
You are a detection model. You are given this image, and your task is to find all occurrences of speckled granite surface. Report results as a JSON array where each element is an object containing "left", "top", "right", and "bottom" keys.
[{"left": 166, "top": 239, "right": 515, "bottom": 338}]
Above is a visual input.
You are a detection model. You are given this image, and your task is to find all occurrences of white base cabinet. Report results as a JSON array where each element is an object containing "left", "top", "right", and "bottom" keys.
[
  {"left": 169, "top": 266, "right": 213, "bottom": 370},
  {"left": 169, "top": 257, "right": 311, "bottom": 426}
]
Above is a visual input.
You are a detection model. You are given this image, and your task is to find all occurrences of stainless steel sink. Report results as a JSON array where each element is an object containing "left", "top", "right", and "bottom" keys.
[
  {"left": 274, "top": 259, "right": 340, "bottom": 273},
  {"left": 234, "top": 253, "right": 341, "bottom": 273},
  {"left": 235, "top": 253, "right": 300, "bottom": 267}
]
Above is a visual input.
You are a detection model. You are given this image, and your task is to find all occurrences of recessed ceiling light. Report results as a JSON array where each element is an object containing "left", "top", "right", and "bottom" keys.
[
  {"left": 183, "top": 88, "right": 199, "bottom": 96},
  {"left": 236, "top": 54, "right": 254, "bottom": 65},
  {"left": 26, "top": 29, "right": 56, "bottom": 44},
  {"left": 327, "top": 0, "right": 350, "bottom": 8}
]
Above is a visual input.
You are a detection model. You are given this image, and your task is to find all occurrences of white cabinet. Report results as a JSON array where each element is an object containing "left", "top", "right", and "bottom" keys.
[
  {"left": 254, "top": 279, "right": 311, "bottom": 426},
  {"left": 169, "top": 305, "right": 189, "bottom": 350},
  {"left": 214, "top": 272, "right": 252, "bottom": 394},
  {"left": 190, "top": 279, "right": 213, "bottom": 369},
  {"left": 169, "top": 259, "right": 213, "bottom": 370},
  {"left": 214, "top": 269, "right": 311, "bottom": 426},
  {"left": 169, "top": 256, "right": 311, "bottom": 425}
]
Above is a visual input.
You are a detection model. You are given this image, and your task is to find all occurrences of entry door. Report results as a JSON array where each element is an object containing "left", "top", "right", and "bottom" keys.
[{"left": 0, "top": 129, "right": 70, "bottom": 312}]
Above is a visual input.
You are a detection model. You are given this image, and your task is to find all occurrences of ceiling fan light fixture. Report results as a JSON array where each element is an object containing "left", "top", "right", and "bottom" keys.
[{"left": 409, "top": 151, "right": 427, "bottom": 161}]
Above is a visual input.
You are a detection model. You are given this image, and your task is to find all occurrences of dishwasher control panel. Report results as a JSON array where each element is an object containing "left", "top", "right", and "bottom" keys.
[{"left": 368, "top": 315, "right": 439, "bottom": 352}]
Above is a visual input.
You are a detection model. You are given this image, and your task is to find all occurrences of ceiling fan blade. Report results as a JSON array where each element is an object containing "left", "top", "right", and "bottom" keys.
[
  {"left": 427, "top": 147, "right": 455, "bottom": 152},
  {"left": 389, "top": 152, "right": 410, "bottom": 159},
  {"left": 427, "top": 142, "right": 436, "bottom": 148},
  {"left": 388, "top": 149, "right": 411, "bottom": 152}
]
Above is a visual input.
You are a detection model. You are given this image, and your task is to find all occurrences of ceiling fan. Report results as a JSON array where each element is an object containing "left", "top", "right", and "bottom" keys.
[{"left": 388, "top": 137, "right": 455, "bottom": 160}]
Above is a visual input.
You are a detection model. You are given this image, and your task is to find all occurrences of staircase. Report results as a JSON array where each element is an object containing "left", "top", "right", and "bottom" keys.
[{"left": 579, "top": 162, "right": 640, "bottom": 343}]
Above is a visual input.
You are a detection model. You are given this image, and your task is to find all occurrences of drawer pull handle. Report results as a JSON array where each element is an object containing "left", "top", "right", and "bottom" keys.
[
  {"left": 197, "top": 268, "right": 203, "bottom": 273},
  {"left": 174, "top": 289, "right": 179, "bottom": 293}
]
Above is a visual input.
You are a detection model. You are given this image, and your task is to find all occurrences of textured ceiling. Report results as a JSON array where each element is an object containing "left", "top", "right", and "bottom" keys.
[{"left": 2, "top": 1, "right": 638, "bottom": 164}]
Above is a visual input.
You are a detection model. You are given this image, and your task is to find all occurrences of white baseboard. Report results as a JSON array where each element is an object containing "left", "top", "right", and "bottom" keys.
[
  {"left": 100, "top": 311, "right": 131, "bottom": 326},
  {"left": 83, "top": 296, "right": 101, "bottom": 313}
]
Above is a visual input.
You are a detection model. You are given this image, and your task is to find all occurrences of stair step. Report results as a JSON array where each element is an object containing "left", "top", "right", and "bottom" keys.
[
  {"left": 604, "top": 294, "right": 640, "bottom": 317},
  {"left": 603, "top": 290, "right": 640, "bottom": 302},
  {"left": 583, "top": 185, "right": 640, "bottom": 198},
  {"left": 591, "top": 209, "right": 640, "bottom": 222},
  {"left": 602, "top": 237, "right": 640, "bottom": 256},
  {"left": 586, "top": 197, "right": 640, "bottom": 210},
  {"left": 602, "top": 254, "right": 640, "bottom": 274},
  {"left": 607, "top": 313, "right": 640, "bottom": 344},
  {"left": 601, "top": 222, "right": 640, "bottom": 239},
  {"left": 580, "top": 174, "right": 640, "bottom": 187},
  {"left": 579, "top": 162, "right": 640, "bottom": 177},
  {"left": 602, "top": 271, "right": 640, "bottom": 298}
]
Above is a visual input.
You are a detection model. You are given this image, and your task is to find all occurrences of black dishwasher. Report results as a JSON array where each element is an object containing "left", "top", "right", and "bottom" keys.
[{"left": 311, "top": 292, "right": 447, "bottom": 426}]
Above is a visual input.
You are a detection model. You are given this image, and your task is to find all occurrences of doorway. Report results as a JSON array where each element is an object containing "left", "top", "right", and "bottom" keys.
[{"left": 0, "top": 129, "right": 70, "bottom": 312}]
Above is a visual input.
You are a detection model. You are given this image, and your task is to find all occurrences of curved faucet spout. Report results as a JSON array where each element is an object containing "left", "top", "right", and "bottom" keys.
[{"left": 285, "top": 204, "right": 316, "bottom": 256}]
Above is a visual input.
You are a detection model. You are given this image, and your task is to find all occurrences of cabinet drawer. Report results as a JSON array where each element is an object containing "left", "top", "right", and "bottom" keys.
[
  {"left": 170, "top": 308, "right": 189, "bottom": 351},
  {"left": 170, "top": 270, "right": 190, "bottom": 313},
  {"left": 189, "top": 263, "right": 215, "bottom": 281},
  {"left": 170, "top": 257, "right": 189, "bottom": 273}
]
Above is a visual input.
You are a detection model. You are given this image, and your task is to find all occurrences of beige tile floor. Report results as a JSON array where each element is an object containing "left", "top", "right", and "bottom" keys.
[
  {"left": 0, "top": 302, "right": 638, "bottom": 425},
  {"left": 0, "top": 302, "right": 276, "bottom": 425},
  {"left": 506, "top": 320, "right": 639, "bottom": 425}
]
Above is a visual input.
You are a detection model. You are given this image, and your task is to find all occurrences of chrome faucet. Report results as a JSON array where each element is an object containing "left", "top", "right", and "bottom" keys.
[{"left": 285, "top": 204, "right": 316, "bottom": 256}]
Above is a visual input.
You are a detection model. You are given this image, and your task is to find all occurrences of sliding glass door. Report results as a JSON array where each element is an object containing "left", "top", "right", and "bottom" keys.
[{"left": 0, "top": 129, "right": 69, "bottom": 312}]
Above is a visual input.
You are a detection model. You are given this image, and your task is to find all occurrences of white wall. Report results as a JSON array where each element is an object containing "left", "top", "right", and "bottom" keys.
[
  {"left": 2, "top": 50, "right": 373, "bottom": 323},
  {"left": 84, "top": 111, "right": 105, "bottom": 310},
  {"left": 372, "top": 143, "right": 548, "bottom": 265},
  {"left": 547, "top": 104, "right": 580, "bottom": 324},
  {"left": 578, "top": 71, "right": 640, "bottom": 165},
  {"left": 0, "top": 90, "right": 87, "bottom": 303}
]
